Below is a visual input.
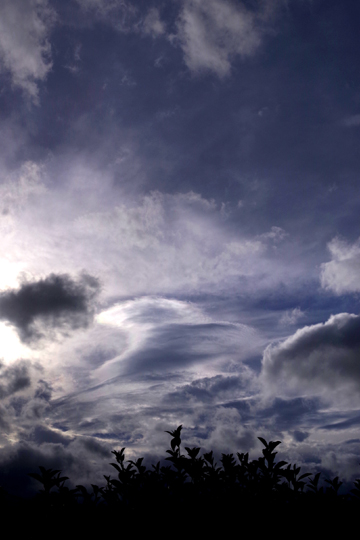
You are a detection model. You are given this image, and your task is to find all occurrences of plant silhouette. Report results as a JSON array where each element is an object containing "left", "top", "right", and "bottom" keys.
[{"left": 5, "top": 424, "right": 359, "bottom": 531}]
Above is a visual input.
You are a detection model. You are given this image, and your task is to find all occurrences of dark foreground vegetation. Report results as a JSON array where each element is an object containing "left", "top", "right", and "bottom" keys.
[{"left": 1, "top": 426, "right": 360, "bottom": 533}]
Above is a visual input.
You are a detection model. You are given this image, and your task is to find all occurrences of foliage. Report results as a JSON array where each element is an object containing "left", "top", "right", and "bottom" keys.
[{"left": 4, "top": 425, "right": 359, "bottom": 524}]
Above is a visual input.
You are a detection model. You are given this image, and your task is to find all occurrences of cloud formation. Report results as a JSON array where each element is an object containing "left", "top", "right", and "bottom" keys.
[
  {"left": 0, "top": 273, "right": 100, "bottom": 343},
  {"left": 321, "top": 237, "right": 360, "bottom": 294},
  {"left": 261, "top": 313, "right": 360, "bottom": 398},
  {"left": 175, "top": 0, "right": 273, "bottom": 77},
  {"left": 75, "top": 0, "right": 140, "bottom": 32},
  {"left": 143, "top": 7, "right": 166, "bottom": 37},
  {"left": 74, "top": 190, "right": 275, "bottom": 295},
  {"left": 280, "top": 307, "right": 305, "bottom": 326},
  {"left": 0, "top": 360, "right": 31, "bottom": 400},
  {"left": 0, "top": 0, "right": 55, "bottom": 102},
  {"left": 95, "top": 296, "right": 264, "bottom": 379},
  {"left": 0, "top": 161, "right": 46, "bottom": 218},
  {"left": 343, "top": 114, "right": 360, "bottom": 127}
]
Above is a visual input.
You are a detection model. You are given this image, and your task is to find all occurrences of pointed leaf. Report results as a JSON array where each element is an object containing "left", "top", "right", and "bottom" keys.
[
  {"left": 299, "top": 473, "right": 312, "bottom": 481},
  {"left": 268, "top": 441, "right": 281, "bottom": 452},
  {"left": 110, "top": 463, "right": 122, "bottom": 473},
  {"left": 258, "top": 437, "right": 268, "bottom": 448}
]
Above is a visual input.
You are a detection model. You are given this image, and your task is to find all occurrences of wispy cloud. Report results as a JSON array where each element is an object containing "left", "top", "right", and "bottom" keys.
[
  {"left": 75, "top": 0, "right": 140, "bottom": 32},
  {"left": 95, "top": 296, "right": 264, "bottom": 378},
  {"left": 342, "top": 114, "right": 360, "bottom": 127},
  {"left": 174, "top": 0, "right": 276, "bottom": 77},
  {"left": 0, "top": 0, "right": 56, "bottom": 103},
  {"left": 279, "top": 307, "right": 305, "bottom": 326},
  {"left": 143, "top": 7, "right": 166, "bottom": 37}
]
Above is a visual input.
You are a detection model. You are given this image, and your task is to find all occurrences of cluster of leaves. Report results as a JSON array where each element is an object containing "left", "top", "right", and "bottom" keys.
[{"left": 7, "top": 425, "right": 360, "bottom": 520}]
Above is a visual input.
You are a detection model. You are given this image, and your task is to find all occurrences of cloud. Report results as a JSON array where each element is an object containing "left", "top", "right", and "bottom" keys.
[
  {"left": 75, "top": 0, "right": 140, "bottom": 32},
  {"left": 320, "top": 414, "right": 360, "bottom": 431},
  {"left": 256, "top": 396, "right": 321, "bottom": 431},
  {"left": 0, "top": 273, "right": 100, "bottom": 343},
  {"left": 280, "top": 307, "right": 305, "bottom": 325},
  {"left": 0, "top": 161, "right": 46, "bottom": 218},
  {"left": 74, "top": 190, "right": 268, "bottom": 295},
  {"left": 0, "top": 435, "right": 111, "bottom": 499},
  {"left": 34, "top": 379, "right": 52, "bottom": 401},
  {"left": 342, "top": 114, "right": 360, "bottom": 127},
  {"left": 206, "top": 406, "right": 256, "bottom": 454},
  {"left": 320, "top": 236, "right": 360, "bottom": 294},
  {"left": 162, "top": 373, "right": 253, "bottom": 406},
  {"left": 95, "top": 296, "right": 264, "bottom": 378},
  {"left": 261, "top": 313, "right": 360, "bottom": 398},
  {"left": 0, "top": 0, "right": 55, "bottom": 102},
  {"left": 143, "top": 7, "right": 166, "bottom": 37},
  {"left": 28, "top": 424, "right": 74, "bottom": 445},
  {"left": 0, "top": 157, "right": 299, "bottom": 302},
  {"left": 175, "top": 0, "right": 275, "bottom": 77},
  {"left": 259, "top": 226, "right": 288, "bottom": 243},
  {"left": 0, "top": 360, "right": 31, "bottom": 400},
  {"left": 292, "top": 430, "right": 309, "bottom": 442}
]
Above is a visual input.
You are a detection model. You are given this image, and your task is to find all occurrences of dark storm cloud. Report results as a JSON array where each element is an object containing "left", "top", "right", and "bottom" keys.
[
  {"left": 0, "top": 273, "right": 100, "bottom": 343},
  {"left": 262, "top": 313, "right": 360, "bottom": 394},
  {"left": 0, "top": 360, "right": 31, "bottom": 399}
]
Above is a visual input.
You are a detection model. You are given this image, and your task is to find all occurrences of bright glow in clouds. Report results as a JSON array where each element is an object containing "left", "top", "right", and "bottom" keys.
[
  {"left": 95, "top": 297, "right": 215, "bottom": 375},
  {"left": 0, "top": 322, "right": 31, "bottom": 364},
  {"left": 94, "top": 296, "right": 264, "bottom": 381},
  {"left": 96, "top": 297, "right": 210, "bottom": 328},
  {"left": 0, "top": 157, "right": 290, "bottom": 300}
]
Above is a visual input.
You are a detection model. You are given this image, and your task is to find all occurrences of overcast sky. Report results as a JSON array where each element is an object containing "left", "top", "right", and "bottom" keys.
[{"left": 1, "top": 0, "right": 360, "bottom": 500}]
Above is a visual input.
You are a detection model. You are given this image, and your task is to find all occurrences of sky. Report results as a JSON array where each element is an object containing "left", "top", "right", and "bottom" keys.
[{"left": 1, "top": 0, "right": 360, "bottom": 500}]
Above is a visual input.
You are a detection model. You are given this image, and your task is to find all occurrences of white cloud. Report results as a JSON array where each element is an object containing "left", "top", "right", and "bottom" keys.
[
  {"left": 0, "top": 0, "right": 55, "bottom": 102},
  {"left": 261, "top": 313, "right": 360, "bottom": 402},
  {"left": 320, "top": 236, "right": 360, "bottom": 294},
  {"left": 75, "top": 0, "right": 276, "bottom": 78},
  {"left": 94, "top": 295, "right": 263, "bottom": 380},
  {"left": 73, "top": 190, "right": 265, "bottom": 295},
  {"left": 97, "top": 297, "right": 210, "bottom": 328},
  {"left": 175, "top": 0, "right": 271, "bottom": 77},
  {"left": 0, "top": 161, "right": 46, "bottom": 211},
  {"left": 0, "top": 157, "right": 304, "bottom": 303},
  {"left": 259, "top": 226, "right": 288, "bottom": 243},
  {"left": 280, "top": 307, "right": 305, "bottom": 326}
]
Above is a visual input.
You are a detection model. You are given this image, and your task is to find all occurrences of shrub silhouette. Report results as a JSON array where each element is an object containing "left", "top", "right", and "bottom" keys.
[{"left": 5, "top": 424, "right": 358, "bottom": 529}]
